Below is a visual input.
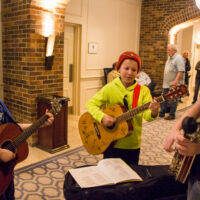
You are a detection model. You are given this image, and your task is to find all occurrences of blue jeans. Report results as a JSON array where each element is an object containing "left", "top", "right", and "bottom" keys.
[
  {"left": 159, "top": 88, "right": 178, "bottom": 117},
  {"left": 193, "top": 77, "right": 200, "bottom": 103}
]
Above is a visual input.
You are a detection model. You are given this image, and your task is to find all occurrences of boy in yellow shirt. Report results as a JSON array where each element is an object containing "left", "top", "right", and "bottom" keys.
[{"left": 86, "top": 51, "right": 160, "bottom": 165}]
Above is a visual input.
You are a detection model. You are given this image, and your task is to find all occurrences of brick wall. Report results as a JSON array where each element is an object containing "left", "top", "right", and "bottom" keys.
[
  {"left": 2, "top": 0, "right": 200, "bottom": 144},
  {"left": 2, "top": 0, "right": 68, "bottom": 144},
  {"left": 139, "top": 0, "right": 200, "bottom": 88}
]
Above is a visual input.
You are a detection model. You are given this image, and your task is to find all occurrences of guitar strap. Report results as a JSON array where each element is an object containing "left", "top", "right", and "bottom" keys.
[{"left": 132, "top": 84, "right": 141, "bottom": 109}]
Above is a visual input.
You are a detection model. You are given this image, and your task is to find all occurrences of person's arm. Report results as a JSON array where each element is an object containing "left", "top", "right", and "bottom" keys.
[
  {"left": 142, "top": 87, "right": 159, "bottom": 120},
  {"left": 164, "top": 100, "right": 200, "bottom": 155},
  {"left": 171, "top": 71, "right": 184, "bottom": 86},
  {"left": 86, "top": 86, "right": 109, "bottom": 125},
  {"left": 86, "top": 83, "right": 118, "bottom": 127},
  {"left": 149, "top": 98, "right": 160, "bottom": 118},
  {"left": 0, "top": 110, "right": 54, "bottom": 163},
  {"left": 171, "top": 55, "right": 185, "bottom": 86},
  {"left": 18, "top": 110, "right": 54, "bottom": 130}
]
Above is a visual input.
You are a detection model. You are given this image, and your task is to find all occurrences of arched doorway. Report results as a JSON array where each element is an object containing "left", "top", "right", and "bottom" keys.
[{"left": 167, "top": 18, "right": 200, "bottom": 105}]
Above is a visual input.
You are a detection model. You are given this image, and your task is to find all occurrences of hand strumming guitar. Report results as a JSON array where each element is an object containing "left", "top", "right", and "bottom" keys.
[
  {"left": 102, "top": 114, "right": 116, "bottom": 127},
  {"left": 175, "top": 133, "right": 200, "bottom": 156},
  {"left": 0, "top": 148, "right": 15, "bottom": 163}
]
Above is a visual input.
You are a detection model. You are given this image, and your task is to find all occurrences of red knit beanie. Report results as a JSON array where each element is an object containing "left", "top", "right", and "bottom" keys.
[{"left": 115, "top": 51, "right": 141, "bottom": 72}]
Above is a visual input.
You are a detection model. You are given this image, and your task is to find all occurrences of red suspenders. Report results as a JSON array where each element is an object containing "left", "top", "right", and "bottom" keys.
[{"left": 132, "top": 84, "right": 141, "bottom": 109}]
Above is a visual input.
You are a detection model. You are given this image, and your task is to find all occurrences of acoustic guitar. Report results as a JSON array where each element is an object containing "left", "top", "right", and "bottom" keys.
[
  {"left": 79, "top": 85, "right": 188, "bottom": 155},
  {"left": 0, "top": 98, "right": 65, "bottom": 195},
  {"left": 169, "top": 117, "right": 200, "bottom": 184}
]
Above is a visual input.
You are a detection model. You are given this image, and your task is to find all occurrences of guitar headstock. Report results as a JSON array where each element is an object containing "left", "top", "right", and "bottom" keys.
[
  {"left": 163, "top": 85, "right": 189, "bottom": 101},
  {"left": 50, "top": 98, "right": 67, "bottom": 116}
]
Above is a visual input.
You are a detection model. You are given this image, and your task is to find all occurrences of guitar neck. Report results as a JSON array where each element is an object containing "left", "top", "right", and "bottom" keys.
[
  {"left": 13, "top": 113, "right": 50, "bottom": 148},
  {"left": 116, "top": 95, "right": 164, "bottom": 122}
]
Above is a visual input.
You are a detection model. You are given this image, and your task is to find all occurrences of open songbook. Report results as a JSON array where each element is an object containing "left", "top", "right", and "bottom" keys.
[{"left": 68, "top": 158, "right": 143, "bottom": 188}]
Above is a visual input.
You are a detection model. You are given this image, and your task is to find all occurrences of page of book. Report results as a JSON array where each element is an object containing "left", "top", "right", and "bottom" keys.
[
  {"left": 98, "top": 158, "right": 142, "bottom": 184},
  {"left": 68, "top": 158, "right": 142, "bottom": 188}
]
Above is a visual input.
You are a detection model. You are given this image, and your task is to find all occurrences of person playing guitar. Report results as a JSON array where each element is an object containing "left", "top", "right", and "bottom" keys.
[
  {"left": 164, "top": 99, "right": 200, "bottom": 200},
  {"left": 86, "top": 51, "right": 160, "bottom": 165},
  {"left": 0, "top": 100, "right": 54, "bottom": 200}
]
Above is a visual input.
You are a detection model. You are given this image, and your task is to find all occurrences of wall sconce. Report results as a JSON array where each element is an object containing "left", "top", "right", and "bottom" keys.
[{"left": 45, "top": 34, "right": 55, "bottom": 70}]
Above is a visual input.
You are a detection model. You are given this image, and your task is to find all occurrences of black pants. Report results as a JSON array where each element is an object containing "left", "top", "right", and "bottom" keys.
[
  {"left": 103, "top": 146, "right": 140, "bottom": 165},
  {"left": 193, "top": 77, "right": 200, "bottom": 103}
]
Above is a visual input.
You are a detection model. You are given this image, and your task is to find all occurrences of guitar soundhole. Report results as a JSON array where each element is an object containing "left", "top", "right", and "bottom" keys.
[
  {"left": 1, "top": 140, "right": 16, "bottom": 153},
  {"left": 107, "top": 123, "right": 115, "bottom": 130}
]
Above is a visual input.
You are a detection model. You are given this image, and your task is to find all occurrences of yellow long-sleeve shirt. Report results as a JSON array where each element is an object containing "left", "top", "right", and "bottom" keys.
[{"left": 86, "top": 77, "right": 157, "bottom": 149}]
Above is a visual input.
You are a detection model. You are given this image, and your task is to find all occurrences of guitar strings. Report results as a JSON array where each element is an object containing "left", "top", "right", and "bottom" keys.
[{"left": 3, "top": 114, "right": 50, "bottom": 153}]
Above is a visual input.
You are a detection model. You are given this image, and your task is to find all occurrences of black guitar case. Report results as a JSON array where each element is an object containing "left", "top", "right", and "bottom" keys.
[{"left": 63, "top": 165, "right": 187, "bottom": 200}]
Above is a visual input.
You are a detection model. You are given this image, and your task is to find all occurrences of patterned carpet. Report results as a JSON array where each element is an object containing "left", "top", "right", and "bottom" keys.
[
  {"left": 139, "top": 106, "right": 191, "bottom": 165},
  {"left": 14, "top": 106, "right": 191, "bottom": 200}
]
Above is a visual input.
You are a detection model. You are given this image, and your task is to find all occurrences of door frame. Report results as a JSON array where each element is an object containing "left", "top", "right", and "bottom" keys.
[{"left": 64, "top": 22, "right": 81, "bottom": 115}]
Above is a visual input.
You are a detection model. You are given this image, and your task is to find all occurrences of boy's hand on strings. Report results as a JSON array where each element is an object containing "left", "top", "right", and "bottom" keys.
[
  {"left": 102, "top": 115, "right": 116, "bottom": 127},
  {"left": 149, "top": 98, "right": 160, "bottom": 118}
]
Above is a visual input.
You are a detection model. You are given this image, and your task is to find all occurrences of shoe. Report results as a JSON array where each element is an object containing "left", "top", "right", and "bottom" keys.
[{"left": 164, "top": 115, "right": 175, "bottom": 120}]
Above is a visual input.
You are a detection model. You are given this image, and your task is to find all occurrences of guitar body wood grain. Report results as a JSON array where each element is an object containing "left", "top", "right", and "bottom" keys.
[
  {"left": 79, "top": 104, "right": 129, "bottom": 155},
  {"left": 0, "top": 123, "right": 29, "bottom": 195}
]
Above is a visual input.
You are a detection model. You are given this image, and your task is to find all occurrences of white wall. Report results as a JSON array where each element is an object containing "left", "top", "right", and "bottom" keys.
[{"left": 65, "top": 0, "right": 141, "bottom": 113}]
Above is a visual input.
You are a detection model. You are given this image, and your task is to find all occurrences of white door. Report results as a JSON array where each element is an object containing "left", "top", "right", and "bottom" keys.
[{"left": 64, "top": 25, "right": 74, "bottom": 111}]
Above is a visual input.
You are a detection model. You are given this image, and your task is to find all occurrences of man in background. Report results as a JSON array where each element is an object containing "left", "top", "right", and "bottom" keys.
[{"left": 159, "top": 44, "right": 185, "bottom": 120}]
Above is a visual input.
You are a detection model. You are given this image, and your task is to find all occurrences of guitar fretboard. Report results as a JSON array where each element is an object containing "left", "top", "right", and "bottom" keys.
[
  {"left": 13, "top": 114, "right": 50, "bottom": 148},
  {"left": 116, "top": 96, "right": 164, "bottom": 122}
]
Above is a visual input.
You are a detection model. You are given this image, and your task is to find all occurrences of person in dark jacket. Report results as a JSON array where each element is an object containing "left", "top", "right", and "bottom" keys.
[
  {"left": 182, "top": 50, "right": 191, "bottom": 86},
  {"left": 192, "top": 61, "right": 200, "bottom": 104}
]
